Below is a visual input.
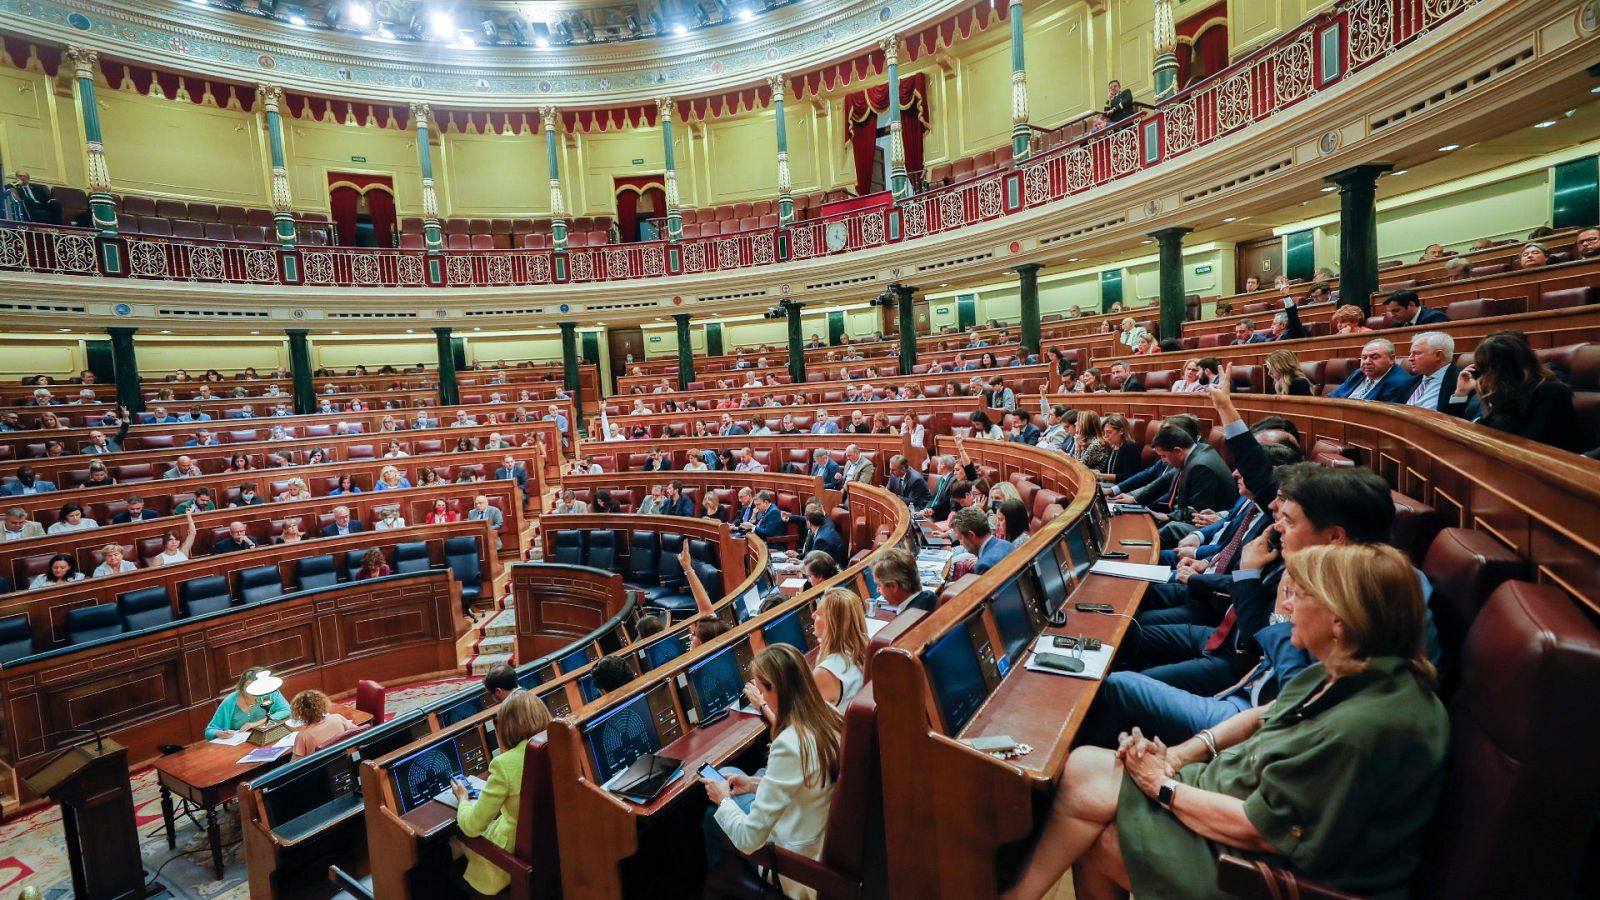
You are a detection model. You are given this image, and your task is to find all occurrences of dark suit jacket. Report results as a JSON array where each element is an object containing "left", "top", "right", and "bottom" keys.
[
  {"left": 1407, "top": 364, "right": 1465, "bottom": 413},
  {"left": 1120, "top": 376, "right": 1146, "bottom": 393},
  {"left": 1329, "top": 364, "right": 1418, "bottom": 403},
  {"left": 1156, "top": 443, "right": 1237, "bottom": 522},
  {"left": 1105, "top": 88, "right": 1135, "bottom": 122},
  {"left": 805, "top": 520, "right": 848, "bottom": 568},
  {"left": 1395, "top": 306, "right": 1450, "bottom": 328},
  {"left": 888, "top": 468, "right": 932, "bottom": 508},
  {"left": 666, "top": 495, "right": 697, "bottom": 517},
  {"left": 320, "top": 521, "right": 366, "bottom": 538},
  {"left": 111, "top": 509, "right": 161, "bottom": 524},
  {"left": 750, "top": 505, "right": 786, "bottom": 540},
  {"left": 811, "top": 458, "right": 843, "bottom": 490},
  {"left": 213, "top": 536, "right": 258, "bottom": 553},
  {"left": 1011, "top": 423, "right": 1042, "bottom": 446},
  {"left": 494, "top": 464, "right": 528, "bottom": 492},
  {"left": 1276, "top": 301, "right": 1308, "bottom": 341},
  {"left": 1446, "top": 379, "right": 1578, "bottom": 451}
]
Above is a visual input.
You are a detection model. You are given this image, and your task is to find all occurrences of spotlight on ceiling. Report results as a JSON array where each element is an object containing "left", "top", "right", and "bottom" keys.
[
  {"left": 672, "top": 21, "right": 687, "bottom": 35},
  {"left": 428, "top": 10, "right": 455, "bottom": 37},
  {"left": 506, "top": 17, "right": 528, "bottom": 44},
  {"left": 479, "top": 17, "right": 499, "bottom": 42},
  {"left": 553, "top": 19, "right": 573, "bottom": 43},
  {"left": 258, "top": 0, "right": 278, "bottom": 14},
  {"left": 531, "top": 21, "right": 551, "bottom": 46},
  {"left": 345, "top": 1, "right": 372, "bottom": 27},
  {"left": 648, "top": 9, "right": 666, "bottom": 33},
  {"left": 737, "top": 7, "right": 754, "bottom": 20},
  {"left": 624, "top": 13, "right": 642, "bottom": 36},
  {"left": 574, "top": 14, "right": 595, "bottom": 41},
  {"left": 407, "top": 15, "right": 425, "bottom": 37},
  {"left": 695, "top": 4, "right": 711, "bottom": 27}
]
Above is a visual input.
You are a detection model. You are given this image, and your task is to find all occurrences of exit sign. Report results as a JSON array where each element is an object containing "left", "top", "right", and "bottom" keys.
[
  {"left": 1193, "top": 264, "right": 1213, "bottom": 274},
  {"left": 350, "top": 155, "right": 367, "bottom": 163},
  {"left": 632, "top": 158, "right": 646, "bottom": 165},
  {"left": 648, "top": 335, "right": 663, "bottom": 343}
]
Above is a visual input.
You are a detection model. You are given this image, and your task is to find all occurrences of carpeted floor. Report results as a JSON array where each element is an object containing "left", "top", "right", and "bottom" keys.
[{"left": 0, "top": 676, "right": 478, "bottom": 899}]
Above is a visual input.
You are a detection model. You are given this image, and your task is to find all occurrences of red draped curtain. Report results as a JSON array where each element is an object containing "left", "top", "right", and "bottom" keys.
[
  {"left": 614, "top": 176, "right": 666, "bottom": 242},
  {"left": 844, "top": 72, "right": 930, "bottom": 197},
  {"left": 1177, "top": 3, "right": 1230, "bottom": 89},
  {"left": 327, "top": 173, "right": 396, "bottom": 247}
]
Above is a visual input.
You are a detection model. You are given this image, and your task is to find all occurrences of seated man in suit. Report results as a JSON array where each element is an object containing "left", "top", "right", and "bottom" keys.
[
  {"left": 841, "top": 444, "right": 876, "bottom": 486},
  {"left": 792, "top": 507, "right": 847, "bottom": 568},
  {"left": 733, "top": 487, "right": 759, "bottom": 528},
  {"left": 810, "top": 409, "right": 841, "bottom": 435},
  {"left": 1385, "top": 289, "right": 1449, "bottom": 328},
  {"left": 177, "top": 406, "right": 212, "bottom": 423},
  {"left": 872, "top": 549, "right": 936, "bottom": 612},
  {"left": 212, "top": 520, "right": 259, "bottom": 553},
  {"left": 111, "top": 495, "right": 160, "bottom": 524},
  {"left": 81, "top": 414, "right": 131, "bottom": 455},
  {"left": 147, "top": 405, "right": 180, "bottom": 425},
  {"left": 1401, "top": 331, "right": 1463, "bottom": 413},
  {"left": 4, "top": 466, "right": 58, "bottom": 495},
  {"left": 809, "top": 448, "right": 843, "bottom": 490},
  {"left": 8, "top": 171, "right": 60, "bottom": 224},
  {"left": 1108, "top": 360, "right": 1145, "bottom": 392},
  {"left": 467, "top": 495, "right": 504, "bottom": 550},
  {"left": 163, "top": 455, "right": 204, "bottom": 479},
  {"left": 320, "top": 506, "right": 364, "bottom": 537},
  {"left": 737, "top": 490, "right": 787, "bottom": 541},
  {"left": 663, "top": 480, "right": 697, "bottom": 517},
  {"left": 1329, "top": 338, "right": 1418, "bottom": 403},
  {"left": 885, "top": 454, "right": 932, "bottom": 509},
  {"left": 2, "top": 506, "right": 46, "bottom": 541},
  {"left": 493, "top": 454, "right": 528, "bottom": 493},
  {"left": 1007, "top": 409, "right": 1042, "bottom": 446},
  {"left": 185, "top": 428, "right": 219, "bottom": 447},
  {"left": 950, "top": 507, "right": 1014, "bottom": 574},
  {"left": 1146, "top": 423, "right": 1239, "bottom": 547}
]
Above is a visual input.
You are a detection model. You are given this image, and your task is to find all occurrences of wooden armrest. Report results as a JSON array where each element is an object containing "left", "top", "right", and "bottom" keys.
[
  {"left": 457, "top": 834, "right": 534, "bottom": 880},
  {"left": 727, "top": 843, "right": 859, "bottom": 900},
  {"left": 1216, "top": 853, "right": 1364, "bottom": 900}
]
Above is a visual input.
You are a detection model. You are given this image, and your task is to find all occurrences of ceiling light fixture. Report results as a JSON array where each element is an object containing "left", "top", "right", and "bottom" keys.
[
  {"left": 429, "top": 10, "right": 455, "bottom": 36},
  {"left": 672, "top": 22, "right": 688, "bottom": 35},
  {"left": 346, "top": 1, "right": 372, "bottom": 26},
  {"left": 531, "top": 22, "right": 550, "bottom": 45},
  {"left": 457, "top": 31, "right": 476, "bottom": 46},
  {"left": 1437, "top": 143, "right": 1460, "bottom": 152},
  {"left": 1222, "top": 216, "right": 1237, "bottom": 222},
  {"left": 288, "top": 13, "right": 307, "bottom": 26},
  {"left": 1391, "top": 169, "right": 1407, "bottom": 176},
  {"left": 737, "top": 7, "right": 754, "bottom": 19},
  {"left": 1534, "top": 120, "right": 1557, "bottom": 128}
]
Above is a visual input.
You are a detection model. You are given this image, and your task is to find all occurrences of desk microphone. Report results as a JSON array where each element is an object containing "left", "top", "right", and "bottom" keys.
[{"left": 59, "top": 726, "right": 106, "bottom": 752}]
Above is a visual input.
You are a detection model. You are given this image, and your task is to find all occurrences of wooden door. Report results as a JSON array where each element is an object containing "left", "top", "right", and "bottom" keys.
[
  {"left": 1237, "top": 237, "right": 1284, "bottom": 291},
  {"left": 607, "top": 327, "right": 645, "bottom": 386}
]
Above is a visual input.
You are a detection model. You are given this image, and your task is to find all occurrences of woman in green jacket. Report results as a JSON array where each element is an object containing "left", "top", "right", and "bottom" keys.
[
  {"left": 1003, "top": 542, "right": 1449, "bottom": 900},
  {"left": 203, "top": 668, "right": 290, "bottom": 739},
  {"left": 451, "top": 689, "right": 553, "bottom": 895}
]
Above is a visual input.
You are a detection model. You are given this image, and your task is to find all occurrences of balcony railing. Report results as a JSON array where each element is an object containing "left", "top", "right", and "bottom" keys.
[{"left": 0, "top": 0, "right": 1475, "bottom": 290}]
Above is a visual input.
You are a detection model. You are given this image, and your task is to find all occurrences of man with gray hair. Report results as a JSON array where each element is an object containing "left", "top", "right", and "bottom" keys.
[
  {"left": 1329, "top": 338, "right": 1417, "bottom": 403},
  {"left": 320, "top": 505, "right": 363, "bottom": 537},
  {"left": 1402, "top": 331, "right": 1463, "bottom": 413}
]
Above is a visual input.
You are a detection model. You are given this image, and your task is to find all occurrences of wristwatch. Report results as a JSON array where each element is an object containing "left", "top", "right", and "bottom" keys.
[{"left": 1158, "top": 779, "right": 1180, "bottom": 810}]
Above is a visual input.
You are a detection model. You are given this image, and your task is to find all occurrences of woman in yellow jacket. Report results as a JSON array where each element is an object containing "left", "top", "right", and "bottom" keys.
[{"left": 450, "top": 689, "right": 552, "bottom": 896}]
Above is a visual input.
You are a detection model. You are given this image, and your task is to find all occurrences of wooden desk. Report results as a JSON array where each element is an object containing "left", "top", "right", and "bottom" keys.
[{"left": 152, "top": 703, "right": 371, "bottom": 879}]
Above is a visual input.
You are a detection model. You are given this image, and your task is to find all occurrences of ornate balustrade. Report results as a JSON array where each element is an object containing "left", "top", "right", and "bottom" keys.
[{"left": 0, "top": 0, "right": 1478, "bottom": 290}]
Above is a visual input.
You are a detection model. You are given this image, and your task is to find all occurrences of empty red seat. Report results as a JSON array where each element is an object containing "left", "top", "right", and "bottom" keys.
[
  {"left": 245, "top": 208, "right": 275, "bottom": 228},
  {"left": 218, "top": 205, "right": 249, "bottom": 225},
  {"left": 234, "top": 225, "right": 268, "bottom": 243},
  {"left": 203, "top": 222, "right": 234, "bottom": 242},
  {"left": 758, "top": 214, "right": 779, "bottom": 229},
  {"left": 137, "top": 216, "right": 172, "bottom": 238},
  {"left": 122, "top": 195, "right": 157, "bottom": 217},
  {"left": 470, "top": 233, "right": 495, "bottom": 250},
  {"left": 156, "top": 199, "right": 189, "bottom": 219},
  {"left": 521, "top": 232, "right": 549, "bottom": 250},
  {"left": 398, "top": 233, "right": 425, "bottom": 250},
  {"left": 171, "top": 220, "right": 205, "bottom": 240},
  {"left": 446, "top": 232, "right": 472, "bottom": 250}
]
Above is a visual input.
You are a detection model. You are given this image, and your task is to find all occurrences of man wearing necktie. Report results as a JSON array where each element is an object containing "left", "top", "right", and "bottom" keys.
[
  {"left": 1402, "top": 331, "right": 1464, "bottom": 414},
  {"left": 1329, "top": 338, "right": 1418, "bottom": 403},
  {"left": 7, "top": 172, "right": 60, "bottom": 224}
]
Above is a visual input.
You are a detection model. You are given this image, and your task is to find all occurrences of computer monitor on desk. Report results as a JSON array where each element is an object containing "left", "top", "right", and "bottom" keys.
[
  {"left": 640, "top": 632, "right": 691, "bottom": 672},
  {"left": 684, "top": 639, "right": 756, "bottom": 725},
  {"left": 1033, "top": 545, "right": 1071, "bottom": 616},
  {"left": 558, "top": 645, "right": 595, "bottom": 675},
  {"left": 435, "top": 690, "right": 495, "bottom": 728},
  {"left": 517, "top": 661, "right": 557, "bottom": 691},
  {"left": 581, "top": 682, "right": 683, "bottom": 785},
  {"left": 989, "top": 574, "right": 1045, "bottom": 664},
  {"left": 924, "top": 612, "right": 1006, "bottom": 734},
  {"left": 353, "top": 713, "right": 432, "bottom": 766},
  {"left": 389, "top": 738, "right": 464, "bottom": 814},
  {"left": 761, "top": 606, "right": 815, "bottom": 653}
]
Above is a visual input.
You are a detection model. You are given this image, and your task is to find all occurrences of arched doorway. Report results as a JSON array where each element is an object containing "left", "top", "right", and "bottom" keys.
[
  {"left": 327, "top": 173, "right": 397, "bottom": 248},
  {"left": 614, "top": 176, "right": 667, "bottom": 242}
]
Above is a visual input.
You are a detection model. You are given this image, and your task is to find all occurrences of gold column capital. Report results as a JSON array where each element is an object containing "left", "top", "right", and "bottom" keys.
[
  {"left": 256, "top": 83, "right": 284, "bottom": 111},
  {"left": 65, "top": 45, "right": 97, "bottom": 79},
  {"left": 766, "top": 74, "right": 787, "bottom": 102},
  {"left": 879, "top": 35, "right": 900, "bottom": 67},
  {"left": 656, "top": 96, "right": 675, "bottom": 121},
  {"left": 409, "top": 102, "right": 432, "bottom": 125},
  {"left": 538, "top": 106, "right": 559, "bottom": 131}
]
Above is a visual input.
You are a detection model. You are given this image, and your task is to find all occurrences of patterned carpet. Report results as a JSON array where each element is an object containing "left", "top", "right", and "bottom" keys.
[{"left": 0, "top": 676, "right": 478, "bottom": 899}]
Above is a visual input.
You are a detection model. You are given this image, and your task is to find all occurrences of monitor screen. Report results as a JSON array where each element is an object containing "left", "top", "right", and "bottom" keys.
[
  {"left": 390, "top": 738, "right": 463, "bottom": 814},
  {"left": 989, "top": 577, "right": 1037, "bottom": 664},
  {"left": 558, "top": 645, "right": 595, "bottom": 675},
  {"left": 685, "top": 642, "right": 748, "bottom": 722},
  {"left": 1061, "top": 523, "right": 1094, "bottom": 586},
  {"left": 263, "top": 756, "right": 356, "bottom": 827},
  {"left": 435, "top": 691, "right": 494, "bottom": 728},
  {"left": 458, "top": 727, "right": 491, "bottom": 779},
  {"left": 540, "top": 684, "right": 572, "bottom": 718},
  {"left": 517, "top": 662, "right": 556, "bottom": 691},
  {"left": 1033, "top": 546, "right": 1071, "bottom": 614},
  {"left": 641, "top": 633, "right": 689, "bottom": 671},
  {"left": 583, "top": 692, "right": 663, "bottom": 785},
  {"left": 738, "top": 586, "right": 761, "bottom": 622},
  {"left": 924, "top": 616, "right": 993, "bottom": 734},
  {"left": 762, "top": 607, "right": 812, "bottom": 653}
]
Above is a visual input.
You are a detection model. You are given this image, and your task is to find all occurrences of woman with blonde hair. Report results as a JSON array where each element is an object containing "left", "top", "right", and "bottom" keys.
[
  {"left": 1265, "top": 349, "right": 1314, "bottom": 396},
  {"left": 289, "top": 689, "right": 357, "bottom": 758},
  {"left": 1073, "top": 410, "right": 1109, "bottom": 470},
  {"left": 373, "top": 465, "right": 411, "bottom": 491},
  {"left": 1170, "top": 359, "right": 1207, "bottom": 393},
  {"left": 702, "top": 644, "right": 843, "bottom": 889},
  {"left": 1003, "top": 543, "right": 1445, "bottom": 900},
  {"left": 811, "top": 588, "right": 869, "bottom": 711},
  {"left": 277, "top": 477, "right": 311, "bottom": 502},
  {"left": 1331, "top": 304, "right": 1372, "bottom": 334},
  {"left": 453, "top": 690, "right": 554, "bottom": 896}
]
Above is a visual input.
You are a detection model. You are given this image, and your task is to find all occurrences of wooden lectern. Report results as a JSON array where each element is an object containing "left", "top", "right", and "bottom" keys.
[{"left": 24, "top": 737, "right": 150, "bottom": 899}]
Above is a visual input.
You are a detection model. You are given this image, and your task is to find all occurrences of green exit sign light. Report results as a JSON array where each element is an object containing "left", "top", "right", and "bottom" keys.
[
  {"left": 632, "top": 158, "right": 646, "bottom": 165},
  {"left": 350, "top": 155, "right": 367, "bottom": 163},
  {"left": 648, "top": 335, "right": 663, "bottom": 343},
  {"left": 1194, "top": 264, "right": 1213, "bottom": 274}
]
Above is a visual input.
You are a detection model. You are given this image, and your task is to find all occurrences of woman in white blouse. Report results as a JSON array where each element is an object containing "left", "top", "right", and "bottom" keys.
[
  {"left": 46, "top": 503, "right": 98, "bottom": 535},
  {"left": 1169, "top": 358, "right": 1208, "bottom": 393},
  {"left": 92, "top": 544, "right": 137, "bottom": 577},
  {"left": 702, "top": 644, "right": 842, "bottom": 898},
  {"left": 811, "top": 588, "right": 868, "bottom": 712},
  {"left": 152, "top": 508, "right": 197, "bottom": 566}
]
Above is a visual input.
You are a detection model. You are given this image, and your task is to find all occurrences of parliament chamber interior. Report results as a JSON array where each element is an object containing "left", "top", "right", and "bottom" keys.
[{"left": 1, "top": 0, "right": 1599, "bottom": 896}]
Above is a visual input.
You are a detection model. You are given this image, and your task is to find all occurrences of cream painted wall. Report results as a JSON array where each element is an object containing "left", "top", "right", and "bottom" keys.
[
  {"left": 443, "top": 131, "right": 550, "bottom": 216},
  {"left": 99, "top": 89, "right": 269, "bottom": 205},
  {"left": 1226, "top": 0, "right": 1332, "bottom": 58},
  {"left": 135, "top": 338, "right": 289, "bottom": 375},
  {"left": 466, "top": 334, "right": 565, "bottom": 364},
  {"left": 1304, "top": 170, "right": 1552, "bottom": 265},
  {"left": 572, "top": 127, "right": 667, "bottom": 215},
  {"left": 0, "top": 337, "right": 84, "bottom": 379},
  {"left": 312, "top": 339, "right": 438, "bottom": 370},
  {"left": 0, "top": 69, "right": 72, "bottom": 187},
  {"left": 722, "top": 318, "right": 791, "bottom": 348},
  {"left": 282, "top": 115, "right": 441, "bottom": 215}
]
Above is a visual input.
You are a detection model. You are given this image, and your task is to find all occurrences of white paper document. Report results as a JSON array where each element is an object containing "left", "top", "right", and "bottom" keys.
[
  {"left": 1088, "top": 560, "right": 1173, "bottom": 583},
  {"left": 209, "top": 731, "right": 251, "bottom": 746},
  {"left": 1022, "top": 634, "right": 1115, "bottom": 680}
]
